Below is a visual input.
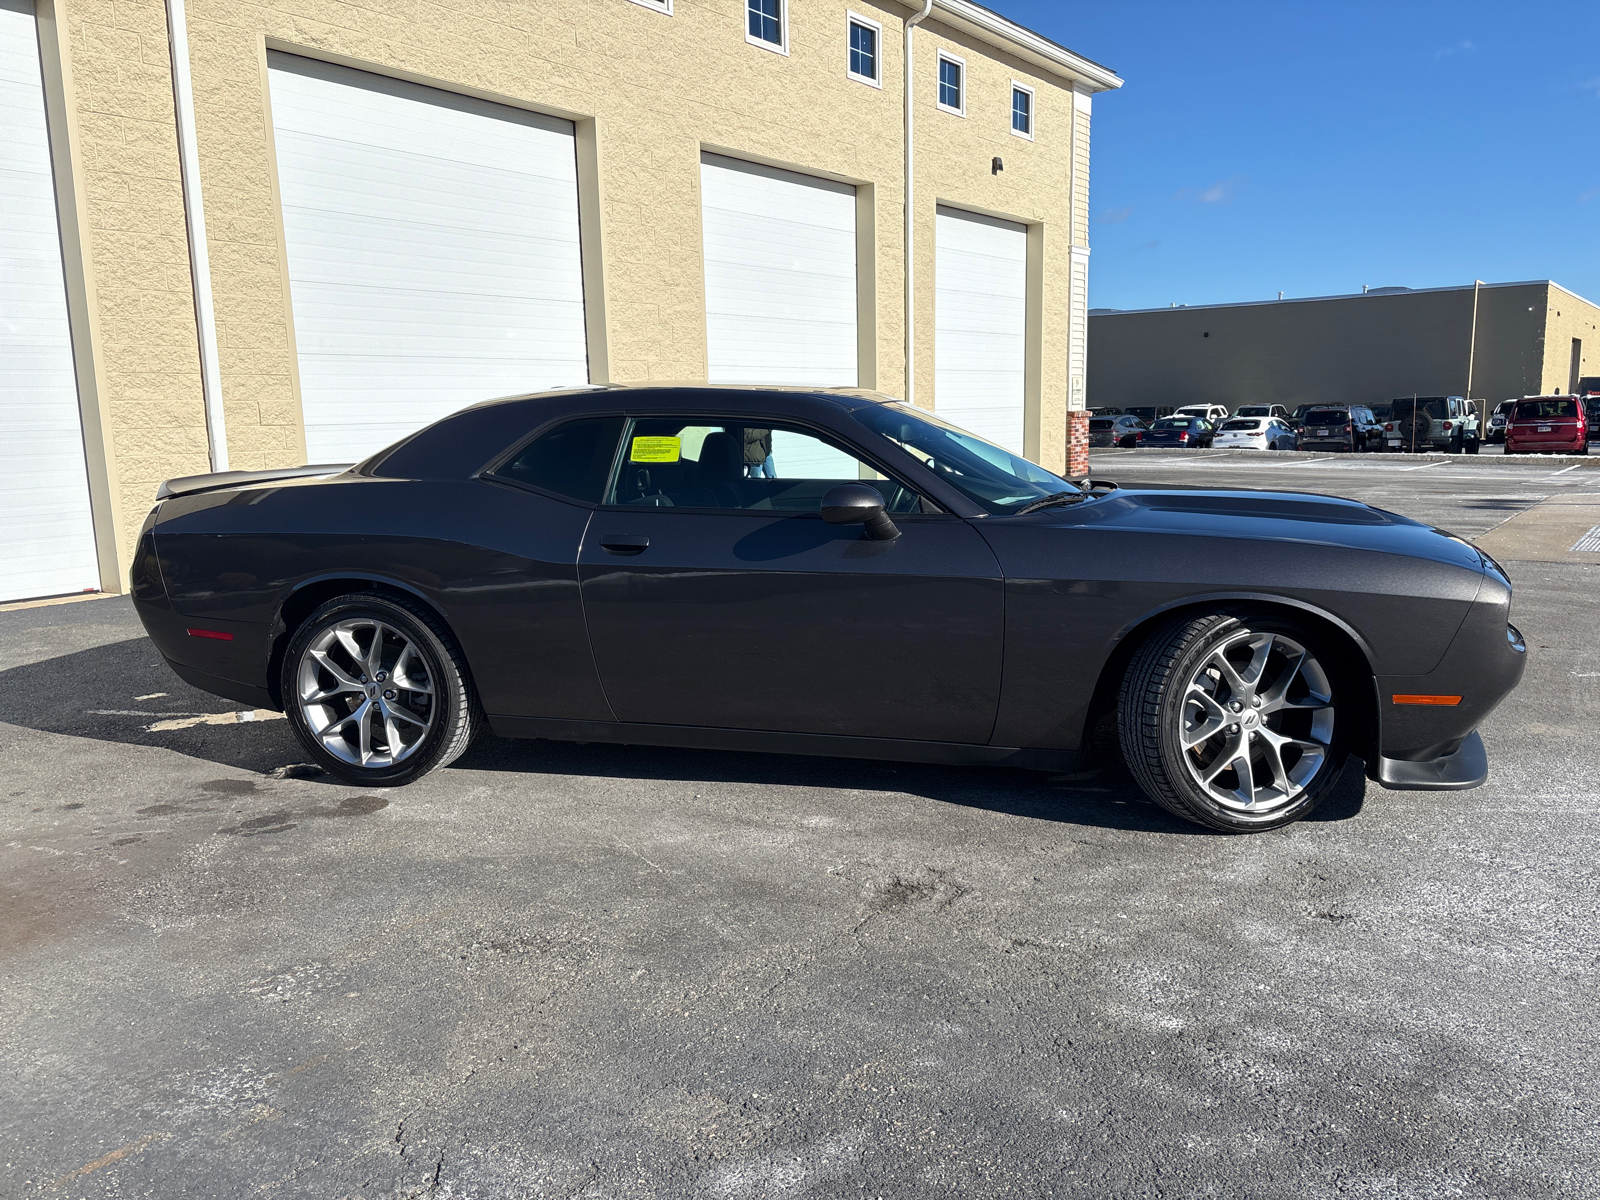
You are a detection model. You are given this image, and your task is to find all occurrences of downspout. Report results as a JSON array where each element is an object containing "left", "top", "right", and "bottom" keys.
[
  {"left": 904, "top": 0, "right": 934, "bottom": 406},
  {"left": 165, "top": 0, "right": 228, "bottom": 471}
]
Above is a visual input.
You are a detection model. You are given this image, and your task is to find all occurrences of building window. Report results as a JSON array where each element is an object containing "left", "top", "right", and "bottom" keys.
[
  {"left": 1011, "top": 83, "right": 1034, "bottom": 138},
  {"left": 847, "top": 13, "right": 881, "bottom": 87},
  {"left": 937, "top": 53, "right": 965, "bottom": 116},
  {"left": 747, "top": 0, "right": 786, "bottom": 53},
  {"left": 624, "top": 0, "right": 672, "bottom": 12}
]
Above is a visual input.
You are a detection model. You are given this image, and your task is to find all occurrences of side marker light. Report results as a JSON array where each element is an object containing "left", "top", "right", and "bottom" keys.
[
  {"left": 1392, "top": 694, "right": 1461, "bottom": 706},
  {"left": 186, "top": 628, "right": 234, "bottom": 641}
]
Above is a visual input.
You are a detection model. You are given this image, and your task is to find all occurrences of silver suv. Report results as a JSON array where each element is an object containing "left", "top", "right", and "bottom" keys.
[{"left": 1384, "top": 396, "right": 1481, "bottom": 453}]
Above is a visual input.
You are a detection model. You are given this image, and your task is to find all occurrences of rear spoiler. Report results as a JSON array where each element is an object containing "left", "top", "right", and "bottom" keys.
[{"left": 155, "top": 464, "right": 353, "bottom": 501}]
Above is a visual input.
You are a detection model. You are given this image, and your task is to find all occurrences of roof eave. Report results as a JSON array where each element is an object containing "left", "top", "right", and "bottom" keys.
[{"left": 931, "top": 0, "right": 1123, "bottom": 91}]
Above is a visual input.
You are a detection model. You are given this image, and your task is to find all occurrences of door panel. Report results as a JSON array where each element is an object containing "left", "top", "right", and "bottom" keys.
[
  {"left": 0, "top": 0, "right": 100, "bottom": 602},
  {"left": 935, "top": 207, "right": 1028, "bottom": 455},
  {"left": 267, "top": 53, "right": 588, "bottom": 462},
  {"left": 578, "top": 512, "right": 1004, "bottom": 744}
]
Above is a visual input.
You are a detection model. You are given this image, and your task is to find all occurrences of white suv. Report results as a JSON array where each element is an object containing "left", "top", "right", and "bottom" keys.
[{"left": 1174, "top": 404, "right": 1231, "bottom": 425}]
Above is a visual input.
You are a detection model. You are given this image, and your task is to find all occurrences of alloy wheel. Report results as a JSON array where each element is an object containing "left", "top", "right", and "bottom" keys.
[
  {"left": 1178, "top": 629, "right": 1335, "bottom": 816},
  {"left": 296, "top": 618, "right": 436, "bottom": 767}
]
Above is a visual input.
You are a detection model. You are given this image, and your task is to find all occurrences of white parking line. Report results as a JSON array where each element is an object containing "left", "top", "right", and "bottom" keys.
[
  {"left": 1400, "top": 459, "right": 1448, "bottom": 471},
  {"left": 1549, "top": 464, "right": 1582, "bottom": 476}
]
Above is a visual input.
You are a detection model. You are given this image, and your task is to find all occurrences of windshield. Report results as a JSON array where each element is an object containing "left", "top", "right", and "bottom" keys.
[
  {"left": 1235, "top": 406, "right": 1271, "bottom": 417},
  {"left": 1089, "top": 418, "right": 1114, "bottom": 430},
  {"left": 855, "top": 404, "right": 1079, "bottom": 514},
  {"left": 1516, "top": 399, "right": 1577, "bottom": 419},
  {"left": 1307, "top": 410, "right": 1349, "bottom": 423},
  {"left": 1221, "top": 419, "right": 1261, "bottom": 431},
  {"left": 1152, "top": 418, "right": 1191, "bottom": 430}
]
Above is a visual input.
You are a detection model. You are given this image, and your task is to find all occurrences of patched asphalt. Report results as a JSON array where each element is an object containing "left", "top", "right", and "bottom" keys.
[{"left": 2, "top": 455, "right": 1596, "bottom": 1198}]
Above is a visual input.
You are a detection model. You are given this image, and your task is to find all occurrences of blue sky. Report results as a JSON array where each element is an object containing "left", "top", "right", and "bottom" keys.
[{"left": 996, "top": 0, "right": 1600, "bottom": 311}]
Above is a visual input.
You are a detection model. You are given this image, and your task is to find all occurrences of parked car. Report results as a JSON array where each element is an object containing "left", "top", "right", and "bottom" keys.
[
  {"left": 1089, "top": 414, "right": 1146, "bottom": 448},
  {"left": 1235, "top": 404, "right": 1290, "bottom": 421},
  {"left": 1297, "top": 405, "right": 1384, "bottom": 452},
  {"left": 1583, "top": 395, "right": 1600, "bottom": 441},
  {"left": 1383, "top": 396, "right": 1480, "bottom": 453},
  {"left": 1088, "top": 405, "right": 1124, "bottom": 416},
  {"left": 1122, "top": 405, "right": 1177, "bottom": 425},
  {"left": 1136, "top": 416, "right": 1214, "bottom": 448},
  {"left": 1174, "top": 404, "right": 1232, "bottom": 425},
  {"left": 1215, "top": 417, "right": 1297, "bottom": 451},
  {"left": 1486, "top": 399, "right": 1518, "bottom": 444},
  {"left": 130, "top": 384, "right": 1526, "bottom": 832},
  {"left": 1288, "top": 404, "right": 1320, "bottom": 431},
  {"left": 1505, "top": 395, "right": 1588, "bottom": 455}
]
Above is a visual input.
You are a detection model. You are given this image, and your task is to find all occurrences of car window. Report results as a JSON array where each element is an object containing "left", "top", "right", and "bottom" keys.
[
  {"left": 853, "top": 403, "right": 1078, "bottom": 514},
  {"left": 1221, "top": 419, "right": 1260, "bottom": 431},
  {"left": 1089, "top": 418, "right": 1114, "bottom": 430},
  {"left": 1515, "top": 399, "right": 1578, "bottom": 420},
  {"left": 606, "top": 417, "right": 924, "bottom": 514},
  {"left": 1306, "top": 409, "right": 1349, "bottom": 423},
  {"left": 1236, "top": 406, "right": 1270, "bottom": 417},
  {"left": 493, "top": 415, "right": 625, "bottom": 504}
]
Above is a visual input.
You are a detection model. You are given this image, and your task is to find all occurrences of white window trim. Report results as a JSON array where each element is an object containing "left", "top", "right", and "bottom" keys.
[
  {"left": 623, "top": 0, "right": 672, "bottom": 12},
  {"left": 846, "top": 11, "right": 883, "bottom": 88},
  {"left": 1010, "top": 80, "right": 1035, "bottom": 140},
  {"left": 936, "top": 50, "right": 966, "bottom": 117},
  {"left": 745, "top": 0, "right": 790, "bottom": 56}
]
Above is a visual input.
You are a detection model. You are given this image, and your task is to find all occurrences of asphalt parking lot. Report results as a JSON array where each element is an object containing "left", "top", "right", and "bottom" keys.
[{"left": 3, "top": 454, "right": 1597, "bottom": 1198}]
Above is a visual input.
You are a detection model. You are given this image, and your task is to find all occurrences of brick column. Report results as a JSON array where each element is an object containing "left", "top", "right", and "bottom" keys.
[{"left": 1067, "top": 410, "right": 1090, "bottom": 479}]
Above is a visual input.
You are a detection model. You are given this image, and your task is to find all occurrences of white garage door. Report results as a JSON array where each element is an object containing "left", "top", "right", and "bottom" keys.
[
  {"left": 0, "top": 0, "right": 99, "bottom": 603},
  {"left": 701, "top": 154, "right": 858, "bottom": 476},
  {"left": 267, "top": 54, "right": 589, "bottom": 463},
  {"left": 935, "top": 206, "right": 1028, "bottom": 455}
]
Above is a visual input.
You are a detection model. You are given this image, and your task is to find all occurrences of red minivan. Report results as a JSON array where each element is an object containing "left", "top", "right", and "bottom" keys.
[{"left": 1505, "top": 396, "right": 1588, "bottom": 455}]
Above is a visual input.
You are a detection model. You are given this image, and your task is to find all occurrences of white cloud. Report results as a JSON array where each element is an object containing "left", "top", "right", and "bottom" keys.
[
  {"left": 1581, "top": 78, "right": 1600, "bottom": 98},
  {"left": 1436, "top": 40, "right": 1475, "bottom": 59},
  {"left": 1098, "top": 207, "right": 1133, "bottom": 224},
  {"left": 1174, "top": 175, "right": 1246, "bottom": 204},
  {"left": 1581, "top": 186, "right": 1600, "bottom": 203}
]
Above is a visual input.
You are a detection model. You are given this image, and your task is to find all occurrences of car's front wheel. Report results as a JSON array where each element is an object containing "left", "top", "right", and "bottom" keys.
[
  {"left": 282, "top": 592, "right": 480, "bottom": 786},
  {"left": 1118, "top": 611, "right": 1351, "bottom": 831}
]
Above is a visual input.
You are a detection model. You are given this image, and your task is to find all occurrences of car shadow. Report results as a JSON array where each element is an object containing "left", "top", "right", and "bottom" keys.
[{"left": 0, "top": 636, "right": 1368, "bottom": 836}]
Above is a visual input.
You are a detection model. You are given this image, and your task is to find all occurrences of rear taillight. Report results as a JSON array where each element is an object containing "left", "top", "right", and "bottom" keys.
[
  {"left": 1384, "top": 422, "right": 1394, "bottom": 431},
  {"left": 1178, "top": 432, "right": 1190, "bottom": 443},
  {"left": 1344, "top": 424, "right": 1352, "bottom": 433},
  {"left": 1443, "top": 421, "right": 1452, "bottom": 431}
]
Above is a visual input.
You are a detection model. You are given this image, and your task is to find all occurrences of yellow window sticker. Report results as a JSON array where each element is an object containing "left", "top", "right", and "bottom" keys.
[{"left": 630, "top": 436, "right": 681, "bottom": 463}]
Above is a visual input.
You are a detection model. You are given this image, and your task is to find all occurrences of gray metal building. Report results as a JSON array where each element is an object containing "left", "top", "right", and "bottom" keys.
[{"left": 1087, "top": 280, "right": 1599, "bottom": 412}]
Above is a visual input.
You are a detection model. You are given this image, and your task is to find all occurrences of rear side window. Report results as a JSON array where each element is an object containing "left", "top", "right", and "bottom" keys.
[
  {"left": 1515, "top": 399, "right": 1577, "bottom": 420},
  {"left": 1089, "top": 419, "right": 1114, "bottom": 430},
  {"left": 494, "top": 416, "right": 624, "bottom": 503}
]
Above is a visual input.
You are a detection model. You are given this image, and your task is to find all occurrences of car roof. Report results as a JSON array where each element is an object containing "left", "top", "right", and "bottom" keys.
[{"left": 365, "top": 384, "right": 904, "bottom": 481}]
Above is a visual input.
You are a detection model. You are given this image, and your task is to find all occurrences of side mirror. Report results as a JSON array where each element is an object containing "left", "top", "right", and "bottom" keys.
[{"left": 821, "top": 483, "right": 900, "bottom": 541}]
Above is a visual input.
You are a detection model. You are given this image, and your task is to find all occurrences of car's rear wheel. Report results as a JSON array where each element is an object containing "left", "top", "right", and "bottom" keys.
[
  {"left": 282, "top": 593, "right": 480, "bottom": 786},
  {"left": 1118, "top": 611, "right": 1351, "bottom": 832}
]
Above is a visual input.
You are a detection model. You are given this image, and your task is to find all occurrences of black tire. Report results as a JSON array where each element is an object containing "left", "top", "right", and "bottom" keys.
[
  {"left": 1117, "top": 610, "right": 1353, "bottom": 832},
  {"left": 281, "top": 592, "right": 481, "bottom": 786}
]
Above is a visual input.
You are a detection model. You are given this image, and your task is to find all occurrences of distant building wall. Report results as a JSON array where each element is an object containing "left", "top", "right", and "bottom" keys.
[{"left": 1086, "top": 282, "right": 1600, "bottom": 412}]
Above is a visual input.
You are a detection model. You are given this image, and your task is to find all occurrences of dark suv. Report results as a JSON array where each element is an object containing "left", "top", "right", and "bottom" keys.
[
  {"left": 1296, "top": 405, "right": 1383, "bottom": 451},
  {"left": 1384, "top": 396, "right": 1480, "bottom": 453}
]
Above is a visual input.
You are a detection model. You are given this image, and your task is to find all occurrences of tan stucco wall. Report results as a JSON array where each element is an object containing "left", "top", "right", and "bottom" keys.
[
  {"left": 46, "top": 0, "right": 1104, "bottom": 587},
  {"left": 1086, "top": 282, "right": 1597, "bottom": 413},
  {"left": 57, "top": 0, "right": 211, "bottom": 577},
  {"left": 1540, "top": 284, "right": 1600, "bottom": 394}
]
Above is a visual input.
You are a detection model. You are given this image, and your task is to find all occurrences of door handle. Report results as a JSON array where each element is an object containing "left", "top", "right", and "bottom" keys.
[{"left": 600, "top": 534, "right": 650, "bottom": 555}]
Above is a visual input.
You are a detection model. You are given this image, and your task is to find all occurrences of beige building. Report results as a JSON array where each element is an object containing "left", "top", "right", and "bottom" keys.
[
  {"left": 0, "top": 0, "right": 1120, "bottom": 603},
  {"left": 1088, "top": 280, "right": 1600, "bottom": 414}
]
